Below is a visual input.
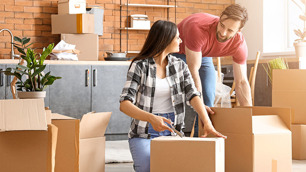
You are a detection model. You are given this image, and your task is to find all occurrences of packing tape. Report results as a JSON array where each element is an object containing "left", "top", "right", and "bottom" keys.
[
  {"left": 272, "top": 159, "right": 277, "bottom": 172},
  {"left": 76, "top": 14, "right": 82, "bottom": 33}
]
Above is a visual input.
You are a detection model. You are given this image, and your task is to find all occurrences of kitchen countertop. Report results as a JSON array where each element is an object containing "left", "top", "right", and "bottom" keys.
[{"left": 0, "top": 59, "right": 131, "bottom": 65}]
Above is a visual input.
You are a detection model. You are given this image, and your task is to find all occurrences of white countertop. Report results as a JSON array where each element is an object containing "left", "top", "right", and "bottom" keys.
[{"left": 0, "top": 59, "right": 131, "bottom": 65}]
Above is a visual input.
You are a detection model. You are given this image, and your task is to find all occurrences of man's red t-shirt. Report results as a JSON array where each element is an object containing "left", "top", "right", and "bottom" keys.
[{"left": 178, "top": 13, "right": 248, "bottom": 64}]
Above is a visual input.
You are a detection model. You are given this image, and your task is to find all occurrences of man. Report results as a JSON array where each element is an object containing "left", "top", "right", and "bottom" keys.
[{"left": 173, "top": 4, "right": 252, "bottom": 136}]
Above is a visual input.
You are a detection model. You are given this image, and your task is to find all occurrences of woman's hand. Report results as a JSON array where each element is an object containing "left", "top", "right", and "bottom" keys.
[
  {"left": 149, "top": 114, "right": 173, "bottom": 132},
  {"left": 200, "top": 120, "right": 227, "bottom": 139},
  {"left": 205, "top": 105, "right": 214, "bottom": 115}
]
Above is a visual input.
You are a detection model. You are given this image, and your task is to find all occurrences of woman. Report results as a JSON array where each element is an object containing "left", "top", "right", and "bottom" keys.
[{"left": 119, "top": 20, "right": 226, "bottom": 172}]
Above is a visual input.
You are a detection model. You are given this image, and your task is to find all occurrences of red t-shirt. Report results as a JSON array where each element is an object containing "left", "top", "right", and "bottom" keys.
[{"left": 178, "top": 13, "right": 248, "bottom": 64}]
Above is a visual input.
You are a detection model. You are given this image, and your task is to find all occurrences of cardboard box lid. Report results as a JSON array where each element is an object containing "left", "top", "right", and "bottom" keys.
[
  {"left": 210, "top": 107, "right": 291, "bottom": 134},
  {"left": 51, "top": 113, "right": 76, "bottom": 120},
  {"left": 0, "top": 99, "right": 47, "bottom": 131},
  {"left": 273, "top": 69, "right": 306, "bottom": 91},
  {"left": 58, "top": 0, "right": 86, "bottom": 3},
  {"left": 80, "top": 112, "right": 111, "bottom": 139}
]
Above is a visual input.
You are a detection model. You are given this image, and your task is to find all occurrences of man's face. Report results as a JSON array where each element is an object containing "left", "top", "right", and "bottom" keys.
[{"left": 216, "top": 15, "right": 242, "bottom": 42}]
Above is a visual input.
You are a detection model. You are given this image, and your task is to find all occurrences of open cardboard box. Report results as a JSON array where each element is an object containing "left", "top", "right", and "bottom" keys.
[
  {"left": 272, "top": 69, "right": 306, "bottom": 124},
  {"left": 199, "top": 106, "right": 292, "bottom": 172},
  {"left": 151, "top": 136, "right": 224, "bottom": 172},
  {"left": 51, "top": 14, "right": 94, "bottom": 34},
  {"left": 51, "top": 111, "right": 111, "bottom": 172}
]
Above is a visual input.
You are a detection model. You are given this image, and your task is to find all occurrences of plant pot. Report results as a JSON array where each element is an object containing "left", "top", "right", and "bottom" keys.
[
  {"left": 294, "top": 41, "right": 306, "bottom": 58},
  {"left": 17, "top": 91, "right": 46, "bottom": 99}
]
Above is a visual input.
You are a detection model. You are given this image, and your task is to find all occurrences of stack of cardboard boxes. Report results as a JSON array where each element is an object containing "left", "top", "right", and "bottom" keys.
[
  {"left": 273, "top": 69, "right": 306, "bottom": 160},
  {"left": 199, "top": 106, "right": 292, "bottom": 172},
  {"left": 0, "top": 99, "right": 111, "bottom": 172},
  {"left": 51, "top": 0, "right": 104, "bottom": 61}
]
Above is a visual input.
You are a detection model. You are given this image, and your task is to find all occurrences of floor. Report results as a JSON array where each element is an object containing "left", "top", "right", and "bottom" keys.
[{"left": 105, "top": 160, "right": 306, "bottom": 172}]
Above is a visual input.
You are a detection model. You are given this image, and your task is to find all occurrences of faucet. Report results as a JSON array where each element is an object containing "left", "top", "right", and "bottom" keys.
[{"left": 0, "top": 29, "right": 20, "bottom": 59}]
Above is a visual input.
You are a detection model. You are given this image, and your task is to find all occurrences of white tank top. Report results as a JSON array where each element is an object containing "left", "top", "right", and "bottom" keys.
[{"left": 152, "top": 77, "right": 174, "bottom": 113}]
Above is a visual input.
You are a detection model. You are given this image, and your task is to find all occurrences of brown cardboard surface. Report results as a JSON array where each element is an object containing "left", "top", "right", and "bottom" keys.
[
  {"left": 0, "top": 124, "right": 58, "bottom": 172},
  {"left": 150, "top": 136, "right": 225, "bottom": 172},
  {"left": 58, "top": 1, "right": 86, "bottom": 15},
  {"left": 80, "top": 137, "right": 106, "bottom": 172},
  {"left": 292, "top": 124, "right": 306, "bottom": 160},
  {"left": 51, "top": 14, "right": 94, "bottom": 34},
  {"left": 52, "top": 117, "right": 80, "bottom": 172},
  {"left": 200, "top": 107, "right": 292, "bottom": 172},
  {"left": 61, "top": 34, "right": 99, "bottom": 61},
  {"left": 0, "top": 99, "right": 47, "bottom": 131},
  {"left": 272, "top": 69, "right": 306, "bottom": 124},
  {"left": 80, "top": 112, "right": 111, "bottom": 139},
  {"left": 52, "top": 112, "right": 111, "bottom": 172}
]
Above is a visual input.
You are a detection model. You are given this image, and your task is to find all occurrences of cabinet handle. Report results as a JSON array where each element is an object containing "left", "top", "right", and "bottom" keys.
[
  {"left": 85, "top": 69, "right": 90, "bottom": 87},
  {"left": 7, "top": 75, "right": 11, "bottom": 87},
  {"left": 0, "top": 69, "right": 3, "bottom": 87},
  {"left": 93, "top": 69, "right": 97, "bottom": 87}
]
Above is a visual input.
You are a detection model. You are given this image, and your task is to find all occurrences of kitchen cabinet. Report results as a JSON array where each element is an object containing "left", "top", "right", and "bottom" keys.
[
  {"left": 48, "top": 64, "right": 92, "bottom": 119},
  {"left": 0, "top": 65, "right": 5, "bottom": 99},
  {"left": 92, "top": 65, "right": 131, "bottom": 139}
]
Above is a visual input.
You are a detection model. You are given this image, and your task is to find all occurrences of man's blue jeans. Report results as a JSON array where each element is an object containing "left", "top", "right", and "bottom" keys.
[
  {"left": 172, "top": 53, "right": 216, "bottom": 137},
  {"left": 128, "top": 112, "right": 175, "bottom": 172}
]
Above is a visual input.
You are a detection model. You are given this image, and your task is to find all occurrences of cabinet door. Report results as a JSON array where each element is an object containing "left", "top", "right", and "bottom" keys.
[
  {"left": 91, "top": 65, "right": 131, "bottom": 136},
  {"left": 5, "top": 64, "right": 16, "bottom": 99},
  {"left": 49, "top": 65, "right": 91, "bottom": 119},
  {"left": 0, "top": 65, "right": 5, "bottom": 99}
]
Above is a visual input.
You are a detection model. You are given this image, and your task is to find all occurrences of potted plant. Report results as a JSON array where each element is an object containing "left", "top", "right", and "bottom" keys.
[
  {"left": 1, "top": 36, "right": 61, "bottom": 99},
  {"left": 292, "top": 0, "right": 306, "bottom": 58}
]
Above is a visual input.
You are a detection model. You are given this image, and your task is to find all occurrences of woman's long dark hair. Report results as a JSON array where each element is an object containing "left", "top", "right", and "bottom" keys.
[{"left": 131, "top": 20, "right": 177, "bottom": 64}]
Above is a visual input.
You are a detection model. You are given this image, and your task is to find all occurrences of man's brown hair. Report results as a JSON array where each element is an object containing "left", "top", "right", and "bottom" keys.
[{"left": 220, "top": 4, "right": 248, "bottom": 29}]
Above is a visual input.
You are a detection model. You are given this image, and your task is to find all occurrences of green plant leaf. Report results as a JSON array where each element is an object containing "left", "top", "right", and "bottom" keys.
[
  {"left": 32, "top": 65, "right": 46, "bottom": 77},
  {"left": 16, "top": 64, "right": 29, "bottom": 70},
  {"left": 17, "top": 88, "right": 23, "bottom": 91},
  {"left": 14, "top": 36, "right": 22, "bottom": 43},
  {"left": 22, "top": 37, "right": 31, "bottom": 45},
  {"left": 40, "top": 43, "right": 54, "bottom": 65},
  {"left": 14, "top": 45, "right": 26, "bottom": 55},
  {"left": 25, "top": 42, "right": 34, "bottom": 48}
]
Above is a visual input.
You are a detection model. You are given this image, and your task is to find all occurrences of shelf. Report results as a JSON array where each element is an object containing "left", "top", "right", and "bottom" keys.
[
  {"left": 120, "top": 28, "right": 150, "bottom": 31},
  {"left": 125, "top": 51, "right": 140, "bottom": 54},
  {"left": 121, "top": 4, "right": 175, "bottom": 8}
]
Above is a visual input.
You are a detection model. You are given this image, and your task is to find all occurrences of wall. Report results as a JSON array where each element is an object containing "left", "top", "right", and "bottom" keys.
[{"left": 0, "top": 0, "right": 234, "bottom": 60}]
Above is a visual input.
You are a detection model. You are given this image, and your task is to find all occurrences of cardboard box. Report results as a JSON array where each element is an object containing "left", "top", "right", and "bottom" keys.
[
  {"left": 86, "top": 6, "right": 104, "bottom": 35},
  {"left": 272, "top": 69, "right": 306, "bottom": 124},
  {"left": 0, "top": 99, "right": 47, "bottom": 131},
  {"left": 58, "top": 1, "right": 86, "bottom": 15},
  {"left": 51, "top": 112, "right": 111, "bottom": 172},
  {"left": 0, "top": 124, "right": 58, "bottom": 172},
  {"left": 51, "top": 14, "right": 94, "bottom": 34},
  {"left": 151, "top": 136, "right": 225, "bottom": 172},
  {"left": 292, "top": 124, "right": 306, "bottom": 160},
  {"left": 199, "top": 107, "right": 292, "bottom": 172},
  {"left": 61, "top": 34, "right": 99, "bottom": 61}
]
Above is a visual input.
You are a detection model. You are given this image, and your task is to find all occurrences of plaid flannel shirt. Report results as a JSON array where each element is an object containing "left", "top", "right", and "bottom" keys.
[{"left": 119, "top": 55, "right": 200, "bottom": 139}]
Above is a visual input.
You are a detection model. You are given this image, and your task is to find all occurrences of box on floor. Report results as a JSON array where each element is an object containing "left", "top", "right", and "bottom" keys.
[
  {"left": 150, "top": 136, "right": 225, "bottom": 172},
  {"left": 61, "top": 34, "right": 99, "bottom": 61},
  {"left": 51, "top": 111, "right": 111, "bottom": 172},
  {"left": 0, "top": 99, "right": 57, "bottom": 172},
  {"left": 272, "top": 69, "right": 306, "bottom": 124},
  {"left": 51, "top": 14, "right": 94, "bottom": 34},
  {"left": 199, "top": 106, "right": 292, "bottom": 172},
  {"left": 292, "top": 124, "right": 306, "bottom": 160}
]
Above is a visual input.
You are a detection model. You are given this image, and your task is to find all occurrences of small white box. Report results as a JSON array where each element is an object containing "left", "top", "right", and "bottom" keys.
[
  {"left": 58, "top": 0, "right": 86, "bottom": 15},
  {"left": 130, "top": 14, "right": 150, "bottom": 29}
]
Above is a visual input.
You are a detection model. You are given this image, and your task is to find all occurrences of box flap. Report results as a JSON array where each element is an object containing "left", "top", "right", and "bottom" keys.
[
  {"left": 273, "top": 69, "right": 306, "bottom": 91},
  {"left": 252, "top": 115, "right": 291, "bottom": 134},
  {"left": 51, "top": 113, "right": 76, "bottom": 120},
  {"left": 0, "top": 99, "right": 47, "bottom": 131},
  {"left": 210, "top": 107, "right": 253, "bottom": 134},
  {"left": 80, "top": 112, "right": 111, "bottom": 139},
  {"left": 46, "top": 110, "right": 52, "bottom": 124},
  {"left": 251, "top": 106, "right": 291, "bottom": 130}
]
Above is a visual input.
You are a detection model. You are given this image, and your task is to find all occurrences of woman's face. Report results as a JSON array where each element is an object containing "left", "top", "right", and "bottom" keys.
[{"left": 166, "top": 29, "right": 182, "bottom": 53}]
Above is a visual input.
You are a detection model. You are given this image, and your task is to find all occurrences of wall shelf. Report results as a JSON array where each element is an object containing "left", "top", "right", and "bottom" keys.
[
  {"left": 121, "top": 4, "right": 176, "bottom": 8},
  {"left": 125, "top": 51, "right": 140, "bottom": 54}
]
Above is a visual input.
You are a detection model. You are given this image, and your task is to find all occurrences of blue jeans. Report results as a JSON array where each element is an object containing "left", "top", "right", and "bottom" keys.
[
  {"left": 128, "top": 112, "right": 175, "bottom": 172},
  {"left": 172, "top": 53, "right": 216, "bottom": 136}
]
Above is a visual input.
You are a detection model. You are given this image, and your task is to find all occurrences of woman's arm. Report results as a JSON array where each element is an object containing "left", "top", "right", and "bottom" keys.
[
  {"left": 190, "top": 96, "right": 227, "bottom": 139},
  {"left": 120, "top": 100, "right": 173, "bottom": 132}
]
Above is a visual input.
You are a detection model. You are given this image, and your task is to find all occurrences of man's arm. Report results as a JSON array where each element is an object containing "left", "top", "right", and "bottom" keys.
[
  {"left": 232, "top": 61, "right": 252, "bottom": 106},
  {"left": 185, "top": 46, "right": 202, "bottom": 93}
]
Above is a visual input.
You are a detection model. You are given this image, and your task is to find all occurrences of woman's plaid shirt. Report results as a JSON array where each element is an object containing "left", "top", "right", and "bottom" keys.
[{"left": 119, "top": 55, "right": 200, "bottom": 139}]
